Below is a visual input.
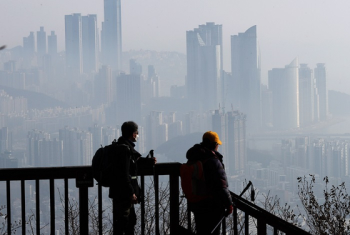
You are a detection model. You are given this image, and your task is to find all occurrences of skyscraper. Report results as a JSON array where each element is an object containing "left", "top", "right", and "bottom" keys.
[
  {"left": 230, "top": 26, "right": 261, "bottom": 133},
  {"left": 48, "top": 31, "right": 57, "bottom": 57},
  {"left": 116, "top": 73, "right": 141, "bottom": 124},
  {"left": 23, "top": 32, "right": 35, "bottom": 68},
  {"left": 82, "top": 14, "right": 99, "bottom": 73},
  {"left": 186, "top": 22, "right": 222, "bottom": 111},
  {"left": 145, "top": 111, "right": 168, "bottom": 150},
  {"left": 37, "top": 27, "right": 46, "bottom": 66},
  {"left": 101, "top": 0, "right": 122, "bottom": 71},
  {"left": 268, "top": 58, "right": 300, "bottom": 130},
  {"left": 314, "top": 63, "right": 328, "bottom": 121},
  {"left": 212, "top": 109, "right": 246, "bottom": 175},
  {"left": 59, "top": 127, "right": 93, "bottom": 166},
  {"left": 299, "top": 64, "right": 317, "bottom": 127},
  {"left": 23, "top": 32, "right": 35, "bottom": 57},
  {"left": 65, "top": 13, "right": 82, "bottom": 74},
  {"left": 94, "top": 66, "right": 113, "bottom": 104}
]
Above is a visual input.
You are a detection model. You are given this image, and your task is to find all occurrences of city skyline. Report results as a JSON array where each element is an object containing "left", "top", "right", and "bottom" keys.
[{"left": 1, "top": 0, "right": 350, "bottom": 93}]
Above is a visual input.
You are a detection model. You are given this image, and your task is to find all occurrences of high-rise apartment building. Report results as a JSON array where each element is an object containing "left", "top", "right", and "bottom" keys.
[
  {"left": 299, "top": 64, "right": 315, "bottom": 127},
  {"left": 141, "top": 65, "right": 160, "bottom": 104},
  {"left": 65, "top": 13, "right": 83, "bottom": 74},
  {"left": 230, "top": 25, "right": 261, "bottom": 133},
  {"left": 186, "top": 22, "right": 222, "bottom": 111},
  {"left": 148, "top": 65, "right": 160, "bottom": 98},
  {"left": 101, "top": 0, "right": 122, "bottom": 71},
  {"left": 268, "top": 58, "right": 300, "bottom": 130},
  {"left": 23, "top": 32, "right": 35, "bottom": 57},
  {"left": 212, "top": 109, "right": 246, "bottom": 176},
  {"left": 23, "top": 32, "right": 35, "bottom": 68},
  {"left": 145, "top": 111, "right": 168, "bottom": 150},
  {"left": 0, "top": 127, "right": 11, "bottom": 154},
  {"left": 314, "top": 63, "right": 328, "bottom": 121},
  {"left": 94, "top": 66, "right": 113, "bottom": 104},
  {"left": 82, "top": 15, "right": 99, "bottom": 73},
  {"left": 89, "top": 124, "right": 102, "bottom": 152},
  {"left": 37, "top": 27, "right": 46, "bottom": 66},
  {"left": 48, "top": 31, "right": 57, "bottom": 57},
  {"left": 59, "top": 127, "right": 93, "bottom": 166},
  {"left": 116, "top": 73, "right": 141, "bottom": 124}
]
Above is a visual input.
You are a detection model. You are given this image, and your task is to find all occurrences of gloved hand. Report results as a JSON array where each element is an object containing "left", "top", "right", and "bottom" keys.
[{"left": 225, "top": 205, "right": 233, "bottom": 216}]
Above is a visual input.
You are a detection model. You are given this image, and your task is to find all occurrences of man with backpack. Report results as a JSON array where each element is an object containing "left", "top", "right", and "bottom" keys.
[
  {"left": 109, "top": 121, "right": 156, "bottom": 235},
  {"left": 184, "top": 131, "right": 233, "bottom": 235}
]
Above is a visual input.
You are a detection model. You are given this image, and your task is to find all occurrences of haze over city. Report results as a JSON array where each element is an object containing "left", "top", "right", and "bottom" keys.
[
  {"left": 2, "top": 0, "right": 350, "bottom": 93},
  {"left": 3, "top": 1, "right": 350, "bottom": 233}
]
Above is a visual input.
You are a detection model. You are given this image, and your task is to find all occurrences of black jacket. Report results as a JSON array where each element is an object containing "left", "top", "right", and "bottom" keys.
[
  {"left": 186, "top": 143, "right": 233, "bottom": 207},
  {"left": 109, "top": 136, "right": 145, "bottom": 200}
]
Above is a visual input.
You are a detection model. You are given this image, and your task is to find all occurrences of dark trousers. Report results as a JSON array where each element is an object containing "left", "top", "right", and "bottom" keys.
[
  {"left": 113, "top": 199, "right": 137, "bottom": 235},
  {"left": 190, "top": 200, "right": 224, "bottom": 235}
]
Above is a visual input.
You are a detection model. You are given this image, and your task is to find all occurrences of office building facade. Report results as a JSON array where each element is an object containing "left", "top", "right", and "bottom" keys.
[
  {"left": 65, "top": 13, "right": 83, "bottom": 74},
  {"left": 314, "top": 63, "right": 328, "bottom": 121},
  {"left": 82, "top": 15, "right": 99, "bottom": 73},
  {"left": 230, "top": 25, "right": 261, "bottom": 133},
  {"left": 186, "top": 22, "right": 222, "bottom": 111},
  {"left": 101, "top": 0, "right": 122, "bottom": 71},
  {"left": 268, "top": 58, "right": 300, "bottom": 130}
]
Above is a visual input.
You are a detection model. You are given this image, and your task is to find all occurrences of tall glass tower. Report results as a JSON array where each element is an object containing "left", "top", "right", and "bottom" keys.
[
  {"left": 186, "top": 22, "right": 223, "bottom": 111},
  {"left": 101, "top": 0, "right": 122, "bottom": 71},
  {"left": 230, "top": 26, "right": 261, "bottom": 133},
  {"left": 65, "top": 13, "right": 82, "bottom": 74}
]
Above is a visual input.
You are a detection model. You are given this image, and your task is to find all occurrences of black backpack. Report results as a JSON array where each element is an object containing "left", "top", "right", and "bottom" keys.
[{"left": 92, "top": 140, "right": 130, "bottom": 187}]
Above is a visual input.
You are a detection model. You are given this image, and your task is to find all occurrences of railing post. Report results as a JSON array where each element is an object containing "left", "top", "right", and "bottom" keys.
[
  {"left": 50, "top": 179, "right": 55, "bottom": 235},
  {"left": 36, "top": 179, "right": 40, "bottom": 235},
  {"left": 169, "top": 173, "right": 179, "bottom": 234},
  {"left": 257, "top": 218, "right": 267, "bottom": 235},
  {"left": 76, "top": 171, "right": 94, "bottom": 235},
  {"left": 6, "top": 180, "right": 11, "bottom": 235},
  {"left": 154, "top": 165, "right": 160, "bottom": 235},
  {"left": 233, "top": 206, "right": 238, "bottom": 235},
  {"left": 98, "top": 184, "right": 102, "bottom": 235},
  {"left": 79, "top": 186, "right": 89, "bottom": 234},
  {"left": 21, "top": 180, "right": 25, "bottom": 235},
  {"left": 64, "top": 178, "right": 69, "bottom": 235},
  {"left": 141, "top": 175, "right": 145, "bottom": 235}
]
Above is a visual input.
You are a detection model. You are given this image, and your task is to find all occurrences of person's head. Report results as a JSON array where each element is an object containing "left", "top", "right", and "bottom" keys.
[
  {"left": 202, "top": 131, "right": 222, "bottom": 151},
  {"left": 121, "top": 121, "right": 138, "bottom": 142}
]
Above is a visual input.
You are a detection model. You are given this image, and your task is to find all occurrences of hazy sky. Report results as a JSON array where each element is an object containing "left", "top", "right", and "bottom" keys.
[{"left": 2, "top": 0, "right": 350, "bottom": 93}]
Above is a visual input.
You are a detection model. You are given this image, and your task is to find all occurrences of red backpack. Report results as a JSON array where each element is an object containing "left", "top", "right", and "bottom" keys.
[{"left": 180, "top": 159, "right": 212, "bottom": 203}]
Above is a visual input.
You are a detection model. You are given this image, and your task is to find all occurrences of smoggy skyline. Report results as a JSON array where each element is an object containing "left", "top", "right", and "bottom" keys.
[{"left": 2, "top": 0, "right": 350, "bottom": 93}]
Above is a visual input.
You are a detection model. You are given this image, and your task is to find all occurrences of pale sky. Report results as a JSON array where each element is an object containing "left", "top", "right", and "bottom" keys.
[{"left": 2, "top": 0, "right": 350, "bottom": 93}]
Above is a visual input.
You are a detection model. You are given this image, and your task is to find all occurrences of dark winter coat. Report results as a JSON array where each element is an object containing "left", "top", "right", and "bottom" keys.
[
  {"left": 108, "top": 136, "right": 144, "bottom": 200},
  {"left": 186, "top": 143, "right": 233, "bottom": 208}
]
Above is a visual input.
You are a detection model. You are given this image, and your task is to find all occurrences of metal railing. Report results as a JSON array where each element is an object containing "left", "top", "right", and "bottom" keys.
[{"left": 0, "top": 163, "right": 310, "bottom": 234}]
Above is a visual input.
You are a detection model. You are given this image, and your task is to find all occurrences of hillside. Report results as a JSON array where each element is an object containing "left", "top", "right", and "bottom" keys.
[{"left": 0, "top": 85, "right": 69, "bottom": 110}]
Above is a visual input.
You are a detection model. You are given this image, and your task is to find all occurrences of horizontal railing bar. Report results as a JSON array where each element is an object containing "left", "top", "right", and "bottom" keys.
[
  {"left": 0, "top": 163, "right": 182, "bottom": 181},
  {"left": 230, "top": 191, "right": 310, "bottom": 234},
  {"left": 0, "top": 166, "right": 92, "bottom": 181}
]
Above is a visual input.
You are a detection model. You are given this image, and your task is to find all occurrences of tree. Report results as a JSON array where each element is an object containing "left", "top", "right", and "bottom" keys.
[{"left": 298, "top": 175, "right": 350, "bottom": 235}]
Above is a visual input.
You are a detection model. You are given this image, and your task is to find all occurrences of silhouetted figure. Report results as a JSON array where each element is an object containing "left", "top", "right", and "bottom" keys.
[
  {"left": 109, "top": 121, "right": 156, "bottom": 235},
  {"left": 186, "top": 131, "right": 233, "bottom": 235}
]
